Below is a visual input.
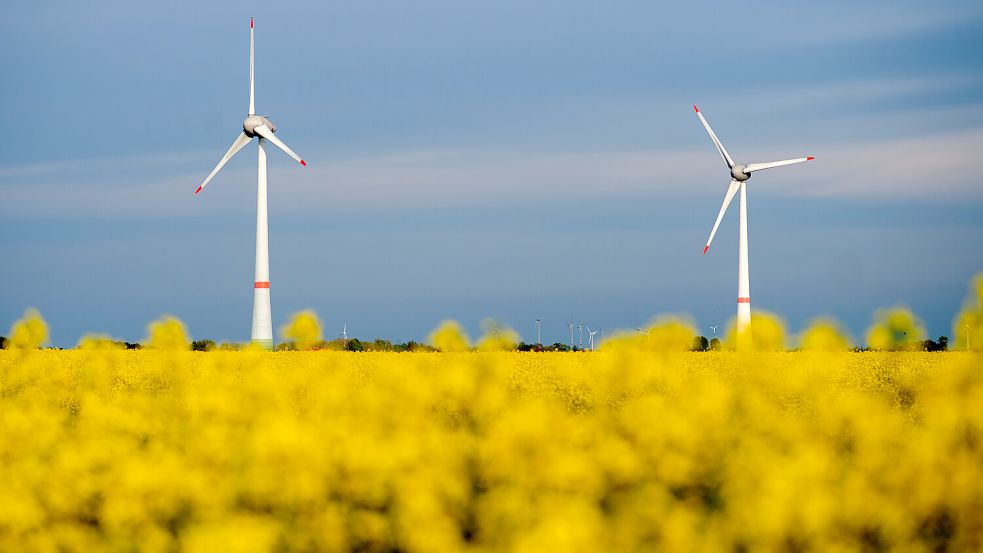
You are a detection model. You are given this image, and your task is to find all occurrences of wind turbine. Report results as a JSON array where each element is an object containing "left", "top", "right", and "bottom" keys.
[
  {"left": 342, "top": 323, "right": 348, "bottom": 341},
  {"left": 195, "top": 18, "right": 307, "bottom": 348},
  {"left": 587, "top": 326, "right": 598, "bottom": 351},
  {"left": 567, "top": 318, "right": 575, "bottom": 348},
  {"left": 535, "top": 318, "right": 542, "bottom": 346},
  {"left": 694, "top": 105, "right": 812, "bottom": 347},
  {"left": 578, "top": 324, "right": 584, "bottom": 350},
  {"left": 710, "top": 325, "right": 718, "bottom": 338}
]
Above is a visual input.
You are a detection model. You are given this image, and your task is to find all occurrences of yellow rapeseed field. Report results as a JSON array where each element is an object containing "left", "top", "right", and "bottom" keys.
[{"left": 1, "top": 347, "right": 981, "bottom": 552}]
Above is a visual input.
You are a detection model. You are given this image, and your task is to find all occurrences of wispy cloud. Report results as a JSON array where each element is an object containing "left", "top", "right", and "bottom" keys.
[
  {"left": 2, "top": 127, "right": 980, "bottom": 220},
  {"left": 769, "top": 128, "right": 983, "bottom": 198}
]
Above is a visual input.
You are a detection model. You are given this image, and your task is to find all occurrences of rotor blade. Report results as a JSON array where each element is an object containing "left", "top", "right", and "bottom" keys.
[
  {"left": 745, "top": 156, "right": 814, "bottom": 173},
  {"left": 249, "top": 17, "right": 255, "bottom": 115},
  {"left": 195, "top": 132, "right": 252, "bottom": 194},
  {"left": 693, "top": 105, "right": 735, "bottom": 169},
  {"left": 252, "top": 125, "right": 307, "bottom": 166},
  {"left": 703, "top": 179, "right": 741, "bottom": 254}
]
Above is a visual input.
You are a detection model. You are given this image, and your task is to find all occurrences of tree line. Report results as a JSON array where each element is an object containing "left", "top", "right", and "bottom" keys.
[{"left": 0, "top": 334, "right": 954, "bottom": 352}]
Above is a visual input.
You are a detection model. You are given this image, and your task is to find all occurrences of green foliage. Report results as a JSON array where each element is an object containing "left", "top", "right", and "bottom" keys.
[
  {"left": 191, "top": 339, "right": 216, "bottom": 352},
  {"left": 921, "top": 336, "right": 948, "bottom": 352},
  {"left": 692, "top": 335, "right": 710, "bottom": 352},
  {"left": 344, "top": 338, "right": 364, "bottom": 352}
]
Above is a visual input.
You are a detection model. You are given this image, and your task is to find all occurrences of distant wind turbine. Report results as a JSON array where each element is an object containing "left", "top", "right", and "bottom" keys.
[
  {"left": 694, "top": 105, "right": 812, "bottom": 348},
  {"left": 710, "top": 325, "right": 718, "bottom": 337},
  {"left": 578, "top": 324, "right": 584, "bottom": 349},
  {"left": 567, "top": 318, "right": 575, "bottom": 348},
  {"left": 587, "top": 326, "right": 599, "bottom": 351},
  {"left": 342, "top": 323, "right": 348, "bottom": 341},
  {"left": 536, "top": 318, "right": 542, "bottom": 346},
  {"left": 194, "top": 18, "right": 308, "bottom": 348}
]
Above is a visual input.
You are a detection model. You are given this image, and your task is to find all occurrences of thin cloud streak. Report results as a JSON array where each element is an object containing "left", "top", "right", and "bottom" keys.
[{"left": 1, "top": 126, "right": 980, "bottom": 219}]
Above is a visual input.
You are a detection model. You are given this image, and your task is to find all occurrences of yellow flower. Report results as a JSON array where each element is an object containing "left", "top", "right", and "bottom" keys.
[
  {"left": 799, "top": 317, "right": 852, "bottom": 351},
  {"left": 279, "top": 309, "right": 323, "bottom": 350},
  {"left": 144, "top": 315, "right": 190, "bottom": 350},
  {"left": 6, "top": 308, "right": 48, "bottom": 349},
  {"left": 866, "top": 306, "right": 925, "bottom": 351},
  {"left": 428, "top": 320, "right": 471, "bottom": 352}
]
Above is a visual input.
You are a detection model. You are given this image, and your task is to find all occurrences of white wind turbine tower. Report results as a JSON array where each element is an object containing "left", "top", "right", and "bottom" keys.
[
  {"left": 587, "top": 326, "right": 598, "bottom": 351},
  {"left": 342, "top": 324, "right": 348, "bottom": 341},
  {"left": 694, "top": 105, "right": 812, "bottom": 348},
  {"left": 195, "top": 18, "right": 307, "bottom": 348}
]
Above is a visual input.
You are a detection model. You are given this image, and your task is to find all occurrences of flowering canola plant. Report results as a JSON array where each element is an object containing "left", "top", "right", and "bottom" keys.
[{"left": 1, "top": 345, "right": 981, "bottom": 552}]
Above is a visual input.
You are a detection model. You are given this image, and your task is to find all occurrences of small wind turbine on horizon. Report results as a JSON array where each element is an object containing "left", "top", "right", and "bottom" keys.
[
  {"left": 578, "top": 324, "right": 584, "bottom": 349},
  {"left": 587, "top": 326, "right": 598, "bottom": 351},
  {"left": 710, "top": 325, "right": 718, "bottom": 338},
  {"left": 535, "top": 318, "right": 542, "bottom": 346},
  {"left": 694, "top": 105, "right": 813, "bottom": 348},
  {"left": 194, "top": 18, "right": 308, "bottom": 348},
  {"left": 567, "top": 318, "right": 575, "bottom": 348},
  {"left": 342, "top": 323, "right": 348, "bottom": 341}
]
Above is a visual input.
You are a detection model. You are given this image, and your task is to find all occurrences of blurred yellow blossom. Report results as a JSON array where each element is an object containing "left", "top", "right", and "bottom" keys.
[
  {"left": 799, "top": 317, "right": 852, "bottom": 351},
  {"left": 280, "top": 309, "right": 323, "bottom": 350},
  {"left": 953, "top": 272, "right": 983, "bottom": 351},
  {"left": 866, "top": 306, "right": 925, "bottom": 351},
  {"left": 428, "top": 320, "right": 471, "bottom": 352},
  {"left": 724, "top": 310, "right": 787, "bottom": 351},
  {"left": 6, "top": 308, "right": 48, "bottom": 349},
  {"left": 144, "top": 315, "right": 190, "bottom": 350}
]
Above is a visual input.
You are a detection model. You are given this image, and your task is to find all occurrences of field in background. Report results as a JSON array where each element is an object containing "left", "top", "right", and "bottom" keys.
[{"left": 1, "top": 349, "right": 980, "bottom": 552}]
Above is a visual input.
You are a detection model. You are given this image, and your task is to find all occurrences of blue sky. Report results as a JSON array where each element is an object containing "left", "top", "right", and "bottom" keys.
[{"left": 2, "top": 0, "right": 982, "bottom": 346}]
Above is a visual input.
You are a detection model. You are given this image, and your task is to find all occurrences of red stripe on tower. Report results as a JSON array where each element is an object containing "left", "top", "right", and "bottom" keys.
[
  {"left": 250, "top": 17, "right": 254, "bottom": 29},
  {"left": 737, "top": 297, "right": 750, "bottom": 303},
  {"left": 254, "top": 281, "right": 270, "bottom": 289}
]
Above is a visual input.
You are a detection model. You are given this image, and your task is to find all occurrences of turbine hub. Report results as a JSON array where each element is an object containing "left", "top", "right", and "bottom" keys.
[
  {"left": 731, "top": 164, "right": 750, "bottom": 181},
  {"left": 243, "top": 115, "right": 277, "bottom": 137}
]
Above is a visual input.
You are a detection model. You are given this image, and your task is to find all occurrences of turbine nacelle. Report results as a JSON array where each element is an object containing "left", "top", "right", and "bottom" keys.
[
  {"left": 194, "top": 19, "right": 307, "bottom": 196},
  {"left": 694, "top": 105, "right": 812, "bottom": 256},
  {"left": 731, "top": 164, "right": 750, "bottom": 181},
  {"left": 244, "top": 115, "right": 277, "bottom": 137}
]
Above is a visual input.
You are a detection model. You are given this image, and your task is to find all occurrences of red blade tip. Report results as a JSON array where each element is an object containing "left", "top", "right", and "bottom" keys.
[
  {"left": 703, "top": 245, "right": 709, "bottom": 255},
  {"left": 195, "top": 186, "right": 203, "bottom": 195},
  {"left": 250, "top": 17, "right": 254, "bottom": 29},
  {"left": 300, "top": 159, "right": 307, "bottom": 167},
  {"left": 693, "top": 105, "right": 700, "bottom": 113},
  {"left": 806, "top": 156, "right": 814, "bottom": 161}
]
